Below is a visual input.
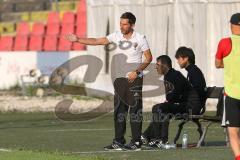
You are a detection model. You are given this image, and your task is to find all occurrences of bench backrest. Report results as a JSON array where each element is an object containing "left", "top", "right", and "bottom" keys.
[{"left": 204, "top": 86, "right": 224, "bottom": 117}]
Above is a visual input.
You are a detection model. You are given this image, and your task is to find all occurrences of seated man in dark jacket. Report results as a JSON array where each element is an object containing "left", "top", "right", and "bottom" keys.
[
  {"left": 142, "top": 50, "right": 207, "bottom": 148},
  {"left": 142, "top": 55, "right": 192, "bottom": 147},
  {"left": 175, "top": 46, "right": 207, "bottom": 114}
]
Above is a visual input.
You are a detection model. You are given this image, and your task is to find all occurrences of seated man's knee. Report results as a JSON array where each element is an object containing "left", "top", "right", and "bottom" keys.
[{"left": 152, "top": 104, "right": 160, "bottom": 113}]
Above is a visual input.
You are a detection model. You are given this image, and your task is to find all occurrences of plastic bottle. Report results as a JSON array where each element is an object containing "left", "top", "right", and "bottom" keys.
[{"left": 182, "top": 133, "right": 188, "bottom": 149}]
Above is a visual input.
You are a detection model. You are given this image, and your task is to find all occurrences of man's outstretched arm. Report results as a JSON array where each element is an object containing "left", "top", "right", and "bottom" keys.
[{"left": 65, "top": 33, "right": 110, "bottom": 45}]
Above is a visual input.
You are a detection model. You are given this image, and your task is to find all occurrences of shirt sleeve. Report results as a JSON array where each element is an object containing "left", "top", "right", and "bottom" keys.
[
  {"left": 140, "top": 36, "right": 150, "bottom": 52},
  {"left": 215, "top": 38, "right": 231, "bottom": 60},
  {"left": 188, "top": 68, "right": 206, "bottom": 101},
  {"left": 106, "top": 32, "right": 116, "bottom": 43}
]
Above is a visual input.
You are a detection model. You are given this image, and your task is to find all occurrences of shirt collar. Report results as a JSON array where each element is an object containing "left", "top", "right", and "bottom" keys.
[
  {"left": 165, "top": 68, "right": 174, "bottom": 77},
  {"left": 121, "top": 30, "right": 136, "bottom": 40},
  {"left": 185, "top": 63, "right": 194, "bottom": 72}
]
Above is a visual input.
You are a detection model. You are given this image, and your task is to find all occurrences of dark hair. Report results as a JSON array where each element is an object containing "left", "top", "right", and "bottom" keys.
[
  {"left": 120, "top": 12, "right": 136, "bottom": 25},
  {"left": 175, "top": 46, "right": 195, "bottom": 64},
  {"left": 156, "top": 55, "right": 172, "bottom": 68}
]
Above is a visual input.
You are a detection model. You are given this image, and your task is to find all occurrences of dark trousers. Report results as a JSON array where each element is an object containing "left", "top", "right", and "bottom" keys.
[
  {"left": 143, "top": 89, "right": 203, "bottom": 142},
  {"left": 143, "top": 102, "right": 187, "bottom": 143},
  {"left": 113, "top": 77, "right": 143, "bottom": 144}
]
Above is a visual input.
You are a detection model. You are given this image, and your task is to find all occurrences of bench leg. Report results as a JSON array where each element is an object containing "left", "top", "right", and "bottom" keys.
[
  {"left": 224, "top": 128, "right": 230, "bottom": 147},
  {"left": 197, "top": 122, "right": 212, "bottom": 147},
  {"left": 192, "top": 119, "right": 204, "bottom": 145},
  {"left": 174, "top": 121, "right": 186, "bottom": 144}
]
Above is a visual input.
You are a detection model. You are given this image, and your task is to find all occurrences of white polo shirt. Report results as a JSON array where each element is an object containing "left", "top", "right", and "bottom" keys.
[
  {"left": 106, "top": 31, "right": 150, "bottom": 63},
  {"left": 106, "top": 31, "right": 150, "bottom": 78}
]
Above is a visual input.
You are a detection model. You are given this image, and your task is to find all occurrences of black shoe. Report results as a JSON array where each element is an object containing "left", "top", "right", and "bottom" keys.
[
  {"left": 148, "top": 139, "right": 164, "bottom": 149},
  {"left": 104, "top": 141, "right": 124, "bottom": 151},
  {"left": 122, "top": 140, "right": 142, "bottom": 151}
]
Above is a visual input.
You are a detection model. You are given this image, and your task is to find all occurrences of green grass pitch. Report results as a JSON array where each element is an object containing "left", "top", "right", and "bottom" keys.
[{"left": 0, "top": 112, "right": 234, "bottom": 160}]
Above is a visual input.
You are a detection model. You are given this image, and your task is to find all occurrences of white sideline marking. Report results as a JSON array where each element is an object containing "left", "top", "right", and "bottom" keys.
[
  {"left": 72, "top": 150, "right": 160, "bottom": 154},
  {"left": 71, "top": 147, "right": 229, "bottom": 154},
  {"left": 45, "top": 128, "right": 112, "bottom": 132},
  {"left": 0, "top": 148, "right": 11, "bottom": 152}
]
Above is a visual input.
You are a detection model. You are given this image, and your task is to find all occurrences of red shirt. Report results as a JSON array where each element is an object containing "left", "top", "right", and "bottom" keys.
[
  {"left": 215, "top": 38, "right": 232, "bottom": 60},
  {"left": 215, "top": 38, "right": 232, "bottom": 96}
]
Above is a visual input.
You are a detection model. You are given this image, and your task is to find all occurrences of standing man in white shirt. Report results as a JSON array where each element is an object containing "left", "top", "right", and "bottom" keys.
[{"left": 65, "top": 12, "right": 152, "bottom": 151}]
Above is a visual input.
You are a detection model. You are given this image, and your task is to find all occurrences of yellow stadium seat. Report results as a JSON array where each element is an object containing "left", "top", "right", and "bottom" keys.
[
  {"left": 21, "top": 12, "right": 31, "bottom": 21},
  {"left": 0, "top": 22, "right": 15, "bottom": 34},
  {"left": 30, "top": 11, "right": 49, "bottom": 22},
  {"left": 51, "top": 1, "right": 75, "bottom": 12}
]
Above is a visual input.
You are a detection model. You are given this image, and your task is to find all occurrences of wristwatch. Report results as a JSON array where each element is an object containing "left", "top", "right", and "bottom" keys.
[{"left": 135, "top": 70, "right": 141, "bottom": 76}]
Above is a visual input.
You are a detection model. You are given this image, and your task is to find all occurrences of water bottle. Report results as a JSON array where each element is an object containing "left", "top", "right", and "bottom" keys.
[{"left": 182, "top": 133, "right": 188, "bottom": 149}]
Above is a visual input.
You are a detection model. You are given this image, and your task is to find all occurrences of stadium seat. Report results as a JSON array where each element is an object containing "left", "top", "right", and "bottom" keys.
[
  {"left": 77, "top": 0, "right": 86, "bottom": 13},
  {"left": 0, "top": 36, "right": 13, "bottom": 51},
  {"left": 47, "top": 12, "right": 60, "bottom": 24},
  {"left": 51, "top": 1, "right": 75, "bottom": 12},
  {"left": 76, "top": 13, "right": 86, "bottom": 37},
  {"left": 61, "top": 23, "right": 74, "bottom": 35},
  {"left": 58, "top": 36, "right": 72, "bottom": 51},
  {"left": 62, "top": 11, "right": 75, "bottom": 24},
  {"left": 73, "top": 43, "right": 85, "bottom": 51},
  {"left": 13, "top": 35, "right": 29, "bottom": 51},
  {"left": 16, "top": 22, "right": 30, "bottom": 36},
  {"left": 21, "top": 12, "right": 30, "bottom": 22},
  {"left": 0, "top": 22, "right": 15, "bottom": 34},
  {"left": 46, "top": 23, "right": 60, "bottom": 36},
  {"left": 32, "top": 22, "right": 45, "bottom": 36},
  {"left": 76, "top": 12, "right": 86, "bottom": 26},
  {"left": 75, "top": 24, "right": 86, "bottom": 38},
  {"left": 29, "top": 35, "right": 43, "bottom": 51},
  {"left": 30, "top": 11, "right": 49, "bottom": 22},
  {"left": 43, "top": 35, "right": 58, "bottom": 51},
  {"left": 46, "top": 12, "right": 60, "bottom": 36}
]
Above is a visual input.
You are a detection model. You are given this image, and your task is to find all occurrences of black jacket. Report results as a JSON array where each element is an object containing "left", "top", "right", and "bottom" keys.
[
  {"left": 164, "top": 68, "right": 191, "bottom": 103},
  {"left": 185, "top": 64, "right": 207, "bottom": 103}
]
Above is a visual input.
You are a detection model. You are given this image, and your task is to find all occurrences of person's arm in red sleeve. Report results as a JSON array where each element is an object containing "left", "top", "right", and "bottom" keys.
[
  {"left": 215, "top": 38, "right": 232, "bottom": 68},
  {"left": 215, "top": 39, "right": 225, "bottom": 68}
]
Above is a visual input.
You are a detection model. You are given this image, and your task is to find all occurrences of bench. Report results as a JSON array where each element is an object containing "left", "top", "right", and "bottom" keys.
[{"left": 173, "top": 86, "right": 225, "bottom": 147}]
